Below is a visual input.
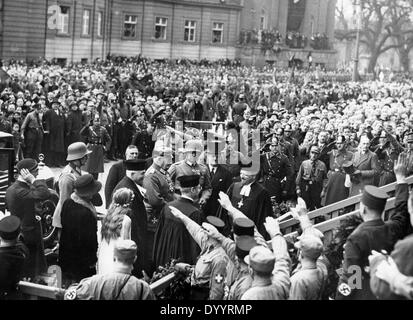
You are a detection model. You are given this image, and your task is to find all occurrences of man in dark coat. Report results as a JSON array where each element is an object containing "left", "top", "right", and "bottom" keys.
[
  {"left": 322, "top": 135, "right": 353, "bottom": 206},
  {"left": 112, "top": 159, "right": 148, "bottom": 277},
  {"left": 105, "top": 145, "right": 139, "bottom": 208},
  {"left": 65, "top": 102, "right": 83, "bottom": 146},
  {"left": 5, "top": 159, "right": 49, "bottom": 279},
  {"left": 336, "top": 154, "right": 410, "bottom": 300},
  {"left": 152, "top": 175, "right": 202, "bottom": 268},
  {"left": 349, "top": 136, "right": 380, "bottom": 197},
  {"left": 43, "top": 98, "right": 66, "bottom": 167},
  {"left": 203, "top": 140, "right": 233, "bottom": 219}
]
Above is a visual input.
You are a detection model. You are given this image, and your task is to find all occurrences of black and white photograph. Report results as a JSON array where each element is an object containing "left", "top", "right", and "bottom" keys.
[{"left": 0, "top": 0, "right": 413, "bottom": 308}]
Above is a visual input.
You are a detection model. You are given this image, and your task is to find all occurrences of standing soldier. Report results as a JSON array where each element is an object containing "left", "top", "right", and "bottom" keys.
[
  {"left": 322, "top": 135, "right": 353, "bottom": 206},
  {"left": 336, "top": 154, "right": 410, "bottom": 300},
  {"left": 80, "top": 115, "right": 111, "bottom": 180},
  {"left": 5, "top": 159, "right": 49, "bottom": 279},
  {"left": 296, "top": 145, "right": 327, "bottom": 211},
  {"left": 375, "top": 130, "right": 403, "bottom": 187},
  {"left": 52, "top": 142, "right": 91, "bottom": 241},
  {"left": 143, "top": 141, "right": 175, "bottom": 274},
  {"left": 401, "top": 131, "right": 413, "bottom": 176},
  {"left": 65, "top": 101, "right": 83, "bottom": 146},
  {"left": 168, "top": 139, "right": 212, "bottom": 208},
  {"left": 20, "top": 104, "right": 43, "bottom": 160},
  {"left": 260, "top": 134, "right": 293, "bottom": 203},
  {"left": 43, "top": 98, "right": 66, "bottom": 167}
]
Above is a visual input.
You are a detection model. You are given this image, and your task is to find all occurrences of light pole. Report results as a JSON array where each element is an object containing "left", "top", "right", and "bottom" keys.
[{"left": 352, "top": 0, "right": 362, "bottom": 81}]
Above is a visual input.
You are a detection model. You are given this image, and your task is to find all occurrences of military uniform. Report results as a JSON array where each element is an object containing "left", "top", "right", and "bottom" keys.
[
  {"left": 324, "top": 149, "right": 353, "bottom": 206},
  {"left": 336, "top": 184, "right": 410, "bottom": 300},
  {"left": 80, "top": 125, "right": 111, "bottom": 175},
  {"left": 168, "top": 160, "right": 212, "bottom": 203},
  {"left": 260, "top": 150, "right": 293, "bottom": 202},
  {"left": 401, "top": 149, "right": 413, "bottom": 177},
  {"left": 21, "top": 110, "right": 44, "bottom": 160},
  {"left": 185, "top": 218, "right": 232, "bottom": 300},
  {"left": 143, "top": 163, "right": 175, "bottom": 224},
  {"left": 296, "top": 159, "right": 327, "bottom": 210}
]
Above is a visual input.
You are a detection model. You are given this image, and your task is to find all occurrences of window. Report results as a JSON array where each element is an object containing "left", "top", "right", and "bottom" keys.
[
  {"left": 184, "top": 20, "right": 196, "bottom": 42},
  {"left": 212, "top": 22, "right": 223, "bottom": 43},
  {"left": 97, "top": 11, "right": 103, "bottom": 37},
  {"left": 260, "top": 9, "right": 266, "bottom": 30},
  {"left": 260, "top": 16, "right": 265, "bottom": 30},
  {"left": 59, "top": 6, "right": 70, "bottom": 34},
  {"left": 154, "top": 17, "right": 168, "bottom": 40},
  {"left": 124, "top": 15, "right": 138, "bottom": 38},
  {"left": 82, "top": 9, "right": 91, "bottom": 35}
]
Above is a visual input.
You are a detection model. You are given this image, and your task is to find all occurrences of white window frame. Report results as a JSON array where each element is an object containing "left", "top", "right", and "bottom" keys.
[
  {"left": 123, "top": 14, "right": 138, "bottom": 38},
  {"left": 212, "top": 22, "right": 224, "bottom": 43},
  {"left": 59, "top": 6, "right": 70, "bottom": 34},
  {"left": 154, "top": 17, "right": 168, "bottom": 40},
  {"left": 97, "top": 11, "right": 103, "bottom": 37},
  {"left": 82, "top": 9, "right": 91, "bottom": 36},
  {"left": 184, "top": 20, "right": 196, "bottom": 42}
]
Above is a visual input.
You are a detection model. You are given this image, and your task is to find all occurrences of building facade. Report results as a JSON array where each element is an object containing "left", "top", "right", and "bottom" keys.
[{"left": 0, "top": 0, "right": 336, "bottom": 67}]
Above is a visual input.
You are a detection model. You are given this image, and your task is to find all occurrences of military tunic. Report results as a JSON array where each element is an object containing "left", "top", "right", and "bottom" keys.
[
  {"left": 80, "top": 125, "right": 111, "bottom": 174},
  {"left": 296, "top": 159, "right": 327, "bottom": 210},
  {"left": 336, "top": 183, "right": 410, "bottom": 300},
  {"left": 324, "top": 149, "right": 353, "bottom": 206},
  {"left": 168, "top": 160, "right": 212, "bottom": 202},
  {"left": 143, "top": 163, "right": 175, "bottom": 221},
  {"left": 185, "top": 218, "right": 232, "bottom": 300},
  {"left": 260, "top": 151, "right": 293, "bottom": 202}
]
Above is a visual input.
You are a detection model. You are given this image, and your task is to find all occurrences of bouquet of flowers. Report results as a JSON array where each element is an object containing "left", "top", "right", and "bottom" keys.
[
  {"left": 271, "top": 198, "right": 292, "bottom": 219},
  {"left": 150, "top": 259, "right": 191, "bottom": 300}
]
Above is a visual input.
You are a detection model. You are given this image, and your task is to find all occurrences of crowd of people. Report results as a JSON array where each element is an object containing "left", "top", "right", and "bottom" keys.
[
  {"left": 0, "top": 57, "right": 413, "bottom": 300},
  {"left": 238, "top": 29, "right": 330, "bottom": 51}
]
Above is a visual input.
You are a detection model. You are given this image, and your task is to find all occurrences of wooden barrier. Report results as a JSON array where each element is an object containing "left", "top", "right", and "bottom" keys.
[
  {"left": 282, "top": 177, "right": 413, "bottom": 240},
  {"left": 280, "top": 175, "right": 413, "bottom": 234},
  {"left": 16, "top": 271, "right": 179, "bottom": 300},
  {"left": 18, "top": 281, "right": 65, "bottom": 300},
  {"left": 149, "top": 272, "right": 178, "bottom": 296}
]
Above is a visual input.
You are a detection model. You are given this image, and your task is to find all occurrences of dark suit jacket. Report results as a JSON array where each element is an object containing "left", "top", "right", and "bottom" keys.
[
  {"left": 337, "top": 183, "right": 410, "bottom": 300},
  {"left": 5, "top": 179, "right": 49, "bottom": 278},
  {"left": 203, "top": 165, "right": 233, "bottom": 219},
  {"left": 105, "top": 161, "right": 126, "bottom": 208},
  {"left": 5, "top": 180, "right": 48, "bottom": 245},
  {"left": 105, "top": 158, "right": 153, "bottom": 208},
  {"left": 113, "top": 176, "right": 148, "bottom": 276}
]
